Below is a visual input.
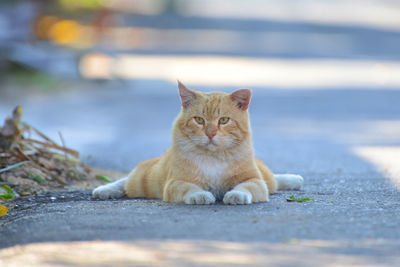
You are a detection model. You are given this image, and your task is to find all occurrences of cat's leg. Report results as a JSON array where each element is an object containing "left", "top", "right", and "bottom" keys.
[
  {"left": 255, "top": 159, "right": 278, "bottom": 194},
  {"left": 223, "top": 178, "right": 268, "bottom": 205},
  {"left": 274, "top": 174, "right": 304, "bottom": 191},
  {"left": 163, "top": 179, "right": 215, "bottom": 205},
  {"left": 92, "top": 177, "right": 127, "bottom": 200}
]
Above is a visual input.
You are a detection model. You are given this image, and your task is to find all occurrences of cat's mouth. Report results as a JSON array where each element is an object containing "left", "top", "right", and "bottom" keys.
[
  {"left": 206, "top": 139, "right": 217, "bottom": 145},
  {"left": 204, "top": 139, "right": 218, "bottom": 150}
]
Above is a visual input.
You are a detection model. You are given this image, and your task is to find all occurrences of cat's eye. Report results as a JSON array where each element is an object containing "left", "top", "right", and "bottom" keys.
[
  {"left": 219, "top": 117, "right": 230, "bottom": 125},
  {"left": 194, "top": 116, "right": 205, "bottom": 124}
]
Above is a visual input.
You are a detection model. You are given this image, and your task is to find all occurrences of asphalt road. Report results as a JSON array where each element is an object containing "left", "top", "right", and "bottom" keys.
[
  {"left": 1, "top": 81, "right": 400, "bottom": 265},
  {"left": 1, "top": 0, "right": 400, "bottom": 264}
]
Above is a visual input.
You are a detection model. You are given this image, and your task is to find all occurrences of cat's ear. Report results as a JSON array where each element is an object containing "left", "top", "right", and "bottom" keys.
[
  {"left": 230, "top": 89, "right": 252, "bottom": 111},
  {"left": 178, "top": 80, "right": 197, "bottom": 108}
]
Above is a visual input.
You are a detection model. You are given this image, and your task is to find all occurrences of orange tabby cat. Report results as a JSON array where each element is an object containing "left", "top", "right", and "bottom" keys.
[{"left": 92, "top": 82, "right": 303, "bottom": 204}]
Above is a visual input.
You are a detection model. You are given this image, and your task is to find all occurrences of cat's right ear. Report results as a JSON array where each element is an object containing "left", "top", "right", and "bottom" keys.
[
  {"left": 230, "top": 89, "right": 252, "bottom": 111},
  {"left": 178, "top": 80, "right": 197, "bottom": 108}
]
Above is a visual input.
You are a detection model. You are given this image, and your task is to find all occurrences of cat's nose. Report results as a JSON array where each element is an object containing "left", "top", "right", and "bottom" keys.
[
  {"left": 207, "top": 132, "right": 216, "bottom": 139},
  {"left": 206, "top": 129, "right": 217, "bottom": 139}
]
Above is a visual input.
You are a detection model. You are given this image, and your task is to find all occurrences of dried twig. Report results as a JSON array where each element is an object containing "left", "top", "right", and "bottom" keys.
[
  {"left": 20, "top": 139, "right": 79, "bottom": 158},
  {"left": 22, "top": 122, "right": 58, "bottom": 145},
  {"left": 14, "top": 147, "right": 33, "bottom": 162},
  {"left": 58, "top": 131, "right": 68, "bottom": 160}
]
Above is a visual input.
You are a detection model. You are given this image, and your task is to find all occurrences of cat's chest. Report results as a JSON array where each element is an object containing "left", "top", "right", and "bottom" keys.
[
  {"left": 195, "top": 158, "right": 228, "bottom": 181},
  {"left": 191, "top": 156, "right": 230, "bottom": 197}
]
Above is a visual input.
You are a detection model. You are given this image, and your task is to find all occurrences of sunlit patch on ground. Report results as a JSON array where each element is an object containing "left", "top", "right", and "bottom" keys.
[
  {"left": 0, "top": 239, "right": 399, "bottom": 266},
  {"left": 79, "top": 54, "right": 400, "bottom": 88},
  {"left": 353, "top": 146, "right": 400, "bottom": 190},
  {"left": 180, "top": 0, "right": 400, "bottom": 31}
]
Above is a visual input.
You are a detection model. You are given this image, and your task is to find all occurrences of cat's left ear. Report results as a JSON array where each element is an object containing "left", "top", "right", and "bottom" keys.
[
  {"left": 178, "top": 80, "right": 198, "bottom": 108},
  {"left": 230, "top": 89, "right": 252, "bottom": 111}
]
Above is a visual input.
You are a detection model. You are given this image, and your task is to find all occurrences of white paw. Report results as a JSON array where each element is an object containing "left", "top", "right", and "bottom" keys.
[
  {"left": 223, "top": 191, "right": 252, "bottom": 205},
  {"left": 275, "top": 174, "right": 304, "bottom": 191},
  {"left": 184, "top": 191, "right": 216, "bottom": 205},
  {"left": 92, "top": 184, "right": 125, "bottom": 200},
  {"left": 290, "top": 175, "right": 304, "bottom": 190}
]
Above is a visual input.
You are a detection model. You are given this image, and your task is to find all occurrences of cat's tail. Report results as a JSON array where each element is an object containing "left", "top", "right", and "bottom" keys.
[{"left": 274, "top": 174, "right": 304, "bottom": 191}]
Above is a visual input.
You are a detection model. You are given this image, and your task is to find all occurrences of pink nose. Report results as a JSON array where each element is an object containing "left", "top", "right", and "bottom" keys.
[{"left": 206, "top": 130, "right": 217, "bottom": 140}]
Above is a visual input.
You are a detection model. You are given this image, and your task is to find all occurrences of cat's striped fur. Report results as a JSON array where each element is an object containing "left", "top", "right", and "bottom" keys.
[{"left": 93, "top": 82, "right": 303, "bottom": 204}]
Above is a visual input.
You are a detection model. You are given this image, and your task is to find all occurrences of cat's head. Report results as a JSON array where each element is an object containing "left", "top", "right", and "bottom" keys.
[{"left": 174, "top": 81, "right": 251, "bottom": 152}]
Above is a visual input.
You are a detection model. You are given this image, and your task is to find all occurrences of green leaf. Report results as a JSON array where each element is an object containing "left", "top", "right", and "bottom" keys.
[
  {"left": 0, "top": 185, "right": 17, "bottom": 200},
  {"left": 95, "top": 174, "right": 112, "bottom": 183},
  {"left": 286, "top": 195, "right": 314, "bottom": 202},
  {"left": 28, "top": 172, "right": 45, "bottom": 184}
]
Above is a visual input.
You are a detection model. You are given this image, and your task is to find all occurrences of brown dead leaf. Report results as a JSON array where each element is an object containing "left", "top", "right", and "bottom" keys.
[{"left": 0, "top": 106, "right": 127, "bottom": 196}]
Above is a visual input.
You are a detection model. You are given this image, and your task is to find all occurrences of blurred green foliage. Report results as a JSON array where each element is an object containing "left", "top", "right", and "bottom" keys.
[
  {"left": 4, "top": 62, "right": 57, "bottom": 91},
  {"left": 58, "top": 0, "right": 103, "bottom": 10}
]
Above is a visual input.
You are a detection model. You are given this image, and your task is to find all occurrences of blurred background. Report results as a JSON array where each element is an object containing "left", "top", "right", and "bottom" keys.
[
  {"left": 1, "top": 0, "right": 400, "bottom": 187},
  {"left": 2, "top": 0, "right": 400, "bottom": 85}
]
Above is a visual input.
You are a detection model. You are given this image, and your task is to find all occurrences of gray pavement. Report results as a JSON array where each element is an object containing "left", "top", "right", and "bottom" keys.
[
  {"left": 1, "top": 1, "right": 400, "bottom": 264},
  {"left": 0, "top": 81, "right": 399, "bottom": 265}
]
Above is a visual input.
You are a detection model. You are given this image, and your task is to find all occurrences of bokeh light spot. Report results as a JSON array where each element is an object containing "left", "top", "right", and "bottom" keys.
[{"left": 49, "top": 20, "right": 81, "bottom": 45}]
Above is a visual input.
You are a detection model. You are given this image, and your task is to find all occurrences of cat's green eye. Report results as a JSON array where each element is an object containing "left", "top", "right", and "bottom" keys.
[
  {"left": 194, "top": 116, "right": 205, "bottom": 124},
  {"left": 219, "top": 117, "right": 230, "bottom": 125}
]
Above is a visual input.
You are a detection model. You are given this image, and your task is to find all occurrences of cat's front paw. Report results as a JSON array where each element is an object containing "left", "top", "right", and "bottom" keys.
[
  {"left": 274, "top": 174, "right": 304, "bottom": 191},
  {"left": 92, "top": 184, "right": 125, "bottom": 200},
  {"left": 223, "top": 190, "right": 252, "bottom": 205},
  {"left": 184, "top": 191, "right": 216, "bottom": 205}
]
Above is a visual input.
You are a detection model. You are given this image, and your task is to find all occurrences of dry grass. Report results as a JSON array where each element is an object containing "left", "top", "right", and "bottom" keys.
[{"left": 0, "top": 106, "right": 124, "bottom": 200}]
